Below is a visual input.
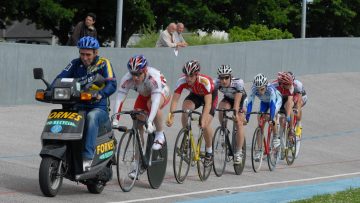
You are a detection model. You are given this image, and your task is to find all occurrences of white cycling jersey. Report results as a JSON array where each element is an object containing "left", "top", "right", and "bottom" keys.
[
  {"left": 294, "top": 80, "right": 306, "bottom": 95},
  {"left": 113, "top": 67, "right": 169, "bottom": 123},
  {"left": 214, "top": 78, "right": 246, "bottom": 99}
]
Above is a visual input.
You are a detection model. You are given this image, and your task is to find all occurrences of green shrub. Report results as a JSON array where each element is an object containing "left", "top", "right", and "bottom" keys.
[
  {"left": 131, "top": 32, "right": 158, "bottom": 48},
  {"left": 183, "top": 34, "right": 229, "bottom": 46},
  {"left": 229, "top": 24, "right": 293, "bottom": 42}
]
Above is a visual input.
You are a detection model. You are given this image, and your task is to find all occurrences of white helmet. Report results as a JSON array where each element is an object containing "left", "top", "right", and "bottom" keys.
[
  {"left": 217, "top": 65, "right": 232, "bottom": 75},
  {"left": 253, "top": 73, "right": 268, "bottom": 87}
]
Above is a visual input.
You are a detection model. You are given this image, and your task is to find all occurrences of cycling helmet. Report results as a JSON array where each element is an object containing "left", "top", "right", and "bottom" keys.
[
  {"left": 217, "top": 65, "right": 232, "bottom": 75},
  {"left": 77, "top": 36, "right": 99, "bottom": 49},
  {"left": 288, "top": 71, "right": 295, "bottom": 80},
  {"left": 253, "top": 73, "right": 268, "bottom": 87},
  {"left": 183, "top": 60, "right": 200, "bottom": 75},
  {"left": 127, "top": 54, "right": 148, "bottom": 72},
  {"left": 277, "top": 71, "right": 293, "bottom": 85}
]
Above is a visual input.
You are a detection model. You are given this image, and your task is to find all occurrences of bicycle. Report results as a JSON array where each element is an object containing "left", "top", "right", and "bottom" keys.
[
  {"left": 248, "top": 112, "right": 280, "bottom": 173},
  {"left": 172, "top": 109, "right": 212, "bottom": 184},
  {"left": 212, "top": 109, "right": 246, "bottom": 176},
  {"left": 278, "top": 109, "right": 297, "bottom": 165},
  {"left": 111, "top": 110, "right": 167, "bottom": 192}
]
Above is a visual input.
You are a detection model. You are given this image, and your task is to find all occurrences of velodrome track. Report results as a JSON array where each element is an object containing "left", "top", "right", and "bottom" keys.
[{"left": 0, "top": 72, "right": 359, "bottom": 202}]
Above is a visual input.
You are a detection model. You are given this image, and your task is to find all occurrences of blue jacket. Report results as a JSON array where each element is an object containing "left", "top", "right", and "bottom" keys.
[{"left": 52, "top": 56, "right": 117, "bottom": 111}]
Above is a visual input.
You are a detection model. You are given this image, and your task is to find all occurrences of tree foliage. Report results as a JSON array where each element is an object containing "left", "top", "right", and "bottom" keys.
[{"left": 1, "top": 0, "right": 360, "bottom": 46}]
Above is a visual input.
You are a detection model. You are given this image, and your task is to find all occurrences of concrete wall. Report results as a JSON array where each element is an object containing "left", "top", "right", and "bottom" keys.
[{"left": 1, "top": 38, "right": 360, "bottom": 105}]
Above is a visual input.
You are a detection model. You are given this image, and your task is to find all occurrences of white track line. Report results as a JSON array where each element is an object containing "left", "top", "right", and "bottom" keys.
[{"left": 109, "top": 171, "right": 360, "bottom": 203}]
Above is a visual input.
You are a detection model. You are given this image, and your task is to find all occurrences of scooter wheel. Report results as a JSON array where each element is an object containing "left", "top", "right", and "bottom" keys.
[{"left": 39, "top": 157, "right": 63, "bottom": 197}]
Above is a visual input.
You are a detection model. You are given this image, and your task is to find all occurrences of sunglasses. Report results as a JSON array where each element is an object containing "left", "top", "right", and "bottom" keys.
[
  {"left": 130, "top": 72, "right": 143, "bottom": 77},
  {"left": 80, "top": 52, "right": 93, "bottom": 57},
  {"left": 219, "top": 76, "right": 230, "bottom": 80},
  {"left": 185, "top": 74, "right": 197, "bottom": 78},
  {"left": 257, "top": 87, "right": 266, "bottom": 92}
]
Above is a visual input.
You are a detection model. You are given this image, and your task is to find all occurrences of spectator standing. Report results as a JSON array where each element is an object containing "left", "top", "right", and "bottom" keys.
[
  {"left": 156, "top": 23, "right": 186, "bottom": 48},
  {"left": 174, "top": 23, "right": 188, "bottom": 47},
  {"left": 67, "top": 13, "right": 98, "bottom": 46}
]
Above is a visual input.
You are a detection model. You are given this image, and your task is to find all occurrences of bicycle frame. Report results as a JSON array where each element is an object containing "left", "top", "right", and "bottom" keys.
[
  {"left": 112, "top": 111, "right": 153, "bottom": 169},
  {"left": 173, "top": 109, "right": 203, "bottom": 162},
  {"left": 279, "top": 109, "right": 298, "bottom": 142},
  {"left": 259, "top": 114, "right": 273, "bottom": 155},
  {"left": 216, "top": 109, "right": 238, "bottom": 156},
  {"left": 248, "top": 112, "right": 272, "bottom": 155}
]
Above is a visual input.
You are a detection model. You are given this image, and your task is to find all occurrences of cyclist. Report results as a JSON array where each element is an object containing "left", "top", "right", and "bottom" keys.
[
  {"left": 288, "top": 72, "right": 307, "bottom": 137},
  {"left": 51, "top": 36, "right": 117, "bottom": 171},
  {"left": 246, "top": 73, "right": 282, "bottom": 160},
  {"left": 214, "top": 65, "right": 247, "bottom": 164},
  {"left": 271, "top": 72, "right": 296, "bottom": 137},
  {"left": 112, "top": 54, "right": 171, "bottom": 178},
  {"left": 166, "top": 60, "right": 218, "bottom": 167}
]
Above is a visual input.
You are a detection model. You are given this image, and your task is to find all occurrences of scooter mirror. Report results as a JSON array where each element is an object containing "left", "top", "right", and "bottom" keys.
[{"left": 33, "top": 68, "right": 44, "bottom": 80}]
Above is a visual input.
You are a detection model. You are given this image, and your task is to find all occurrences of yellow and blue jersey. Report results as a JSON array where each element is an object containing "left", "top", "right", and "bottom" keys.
[{"left": 52, "top": 56, "right": 117, "bottom": 111}]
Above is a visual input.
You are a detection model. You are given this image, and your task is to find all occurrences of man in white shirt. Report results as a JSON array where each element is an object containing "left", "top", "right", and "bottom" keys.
[
  {"left": 156, "top": 23, "right": 186, "bottom": 48},
  {"left": 174, "top": 23, "right": 188, "bottom": 47}
]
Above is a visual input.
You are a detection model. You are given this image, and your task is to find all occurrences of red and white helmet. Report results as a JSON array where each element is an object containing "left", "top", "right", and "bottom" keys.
[
  {"left": 183, "top": 60, "right": 200, "bottom": 75},
  {"left": 277, "top": 72, "right": 293, "bottom": 85}
]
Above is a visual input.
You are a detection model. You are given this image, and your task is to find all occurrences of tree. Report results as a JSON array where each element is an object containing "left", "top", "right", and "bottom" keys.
[
  {"left": 0, "top": 0, "right": 154, "bottom": 46},
  {"left": 306, "top": 0, "right": 357, "bottom": 37},
  {"left": 149, "top": 0, "right": 232, "bottom": 32}
]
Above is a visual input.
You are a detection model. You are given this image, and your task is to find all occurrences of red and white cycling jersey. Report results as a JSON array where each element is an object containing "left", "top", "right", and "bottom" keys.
[
  {"left": 113, "top": 67, "right": 170, "bottom": 123},
  {"left": 118, "top": 67, "right": 167, "bottom": 96},
  {"left": 174, "top": 74, "right": 214, "bottom": 96},
  {"left": 271, "top": 80, "right": 295, "bottom": 97},
  {"left": 272, "top": 79, "right": 307, "bottom": 105}
]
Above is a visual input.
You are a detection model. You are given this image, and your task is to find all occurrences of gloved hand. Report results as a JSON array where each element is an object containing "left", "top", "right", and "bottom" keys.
[
  {"left": 269, "top": 120, "right": 276, "bottom": 126},
  {"left": 145, "top": 121, "right": 155, "bottom": 134},
  {"left": 112, "top": 118, "right": 119, "bottom": 128},
  {"left": 165, "top": 113, "right": 174, "bottom": 127},
  {"left": 286, "top": 116, "right": 291, "bottom": 123}
]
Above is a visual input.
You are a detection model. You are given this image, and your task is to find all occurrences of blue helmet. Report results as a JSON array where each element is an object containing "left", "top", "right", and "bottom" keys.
[
  {"left": 77, "top": 36, "right": 100, "bottom": 49},
  {"left": 127, "top": 55, "right": 148, "bottom": 72}
]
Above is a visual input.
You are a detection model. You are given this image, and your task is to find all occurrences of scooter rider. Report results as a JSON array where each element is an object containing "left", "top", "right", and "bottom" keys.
[{"left": 51, "top": 36, "right": 117, "bottom": 170}]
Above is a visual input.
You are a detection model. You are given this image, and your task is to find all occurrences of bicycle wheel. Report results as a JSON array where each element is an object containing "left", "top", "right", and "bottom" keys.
[
  {"left": 285, "top": 128, "right": 296, "bottom": 165},
  {"left": 147, "top": 134, "right": 168, "bottom": 189},
  {"left": 233, "top": 137, "right": 246, "bottom": 175},
  {"left": 251, "top": 127, "right": 265, "bottom": 173},
  {"left": 267, "top": 125, "right": 280, "bottom": 171},
  {"left": 116, "top": 130, "right": 138, "bottom": 192},
  {"left": 197, "top": 132, "right": 212, "bottom": 181},
  {"left": 173, "top": 128, "right": 191, "bottom": 184},
  {"left": 212, "top": 126, "right": 227, "bottom": 177}
]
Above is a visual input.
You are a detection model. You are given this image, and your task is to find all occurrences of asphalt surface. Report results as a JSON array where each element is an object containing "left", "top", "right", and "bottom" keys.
[{"left": 0, "top": 72, "right": 359, "bottom": 203}]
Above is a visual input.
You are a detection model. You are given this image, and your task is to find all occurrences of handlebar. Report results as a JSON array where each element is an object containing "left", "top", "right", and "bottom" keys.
[
  {"left": 215, "top": 109, "right": 236, "bottom": 113},
  {"left": 246, "top": 112, "right": 270, "bottom": 115},
  {"left": 111, "top": 110, "right": 149, "bottom": 132},
  {"left": 172, "top": 109, "right": 202, "bottom": 116},
  {"left": 172, "top": 109, "right": 202, "bottom": 122}
]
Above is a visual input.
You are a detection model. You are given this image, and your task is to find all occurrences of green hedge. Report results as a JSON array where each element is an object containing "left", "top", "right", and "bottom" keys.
[{"left": 229, "top": 24, "right": 293, "bottom": 42}]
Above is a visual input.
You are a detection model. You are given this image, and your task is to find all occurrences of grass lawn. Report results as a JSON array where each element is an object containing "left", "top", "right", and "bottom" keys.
[{"left": 292, "top": 187, "right": 360, "bottom": 203}]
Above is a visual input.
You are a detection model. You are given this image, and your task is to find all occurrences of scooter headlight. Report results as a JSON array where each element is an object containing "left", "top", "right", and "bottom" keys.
[{"left": 53, "top": 88, "right": 71, "bottom": 100}]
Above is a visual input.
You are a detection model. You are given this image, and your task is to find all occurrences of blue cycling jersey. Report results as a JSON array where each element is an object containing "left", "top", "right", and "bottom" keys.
[
  {"left": 52, "top": 56, "right": 117, "bottom": 111},
  {"left": 246, "top": 84, "right": 282, "bottom": 121}
]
